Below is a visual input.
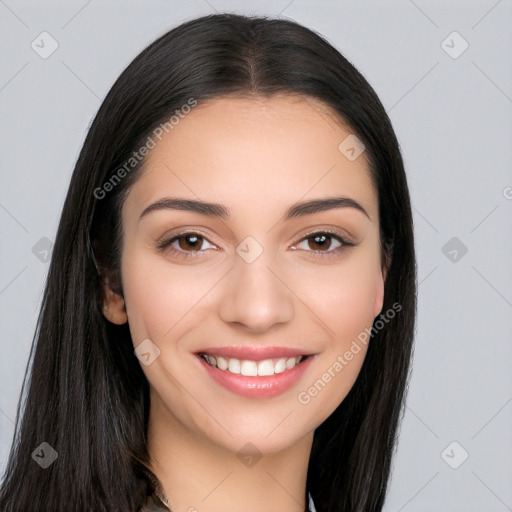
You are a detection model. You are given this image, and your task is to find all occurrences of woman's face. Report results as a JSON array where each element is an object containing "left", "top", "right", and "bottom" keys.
[{"left": 104, "top": 94, "right": 385, "bottom": 455}]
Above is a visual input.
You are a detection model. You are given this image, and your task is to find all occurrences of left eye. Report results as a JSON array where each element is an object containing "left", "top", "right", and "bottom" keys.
[{"left": 292, "top": 232, "right": 347, "bottom": 253}]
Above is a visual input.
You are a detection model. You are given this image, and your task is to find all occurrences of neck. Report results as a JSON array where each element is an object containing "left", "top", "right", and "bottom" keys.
[{"left": 146, "top": 391, "right": 313, "bottom": 512}]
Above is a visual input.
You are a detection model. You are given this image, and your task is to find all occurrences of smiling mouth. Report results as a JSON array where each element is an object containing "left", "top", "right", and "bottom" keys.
[{"left": 198, "top": 353, "right": 310, "bottom": 376}]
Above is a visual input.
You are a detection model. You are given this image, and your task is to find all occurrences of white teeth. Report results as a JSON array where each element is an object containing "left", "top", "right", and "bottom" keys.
[
  {"left": 286, "top": 357, "right": 296, "bottom": 369},
  {"left": 216, "top": 356, "right": 228, "bottom": 370},
  {"left": 258, "top": 359, "right": 275, "bottom": 376},
  {"left": 228, "top": 358, "right": 241, "bottom": 374},
  {"left": 274, "top": 359, "right": 286, "bottom": 374},
  {"left": 202, "top": 354, "right": 305, "bottom": 375},
  {"left": 240, "top": 360, "right": 258, "bottom": 376}
]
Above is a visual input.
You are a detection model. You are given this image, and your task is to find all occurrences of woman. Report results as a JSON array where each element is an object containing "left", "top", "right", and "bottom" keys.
[{"left": 0, "top": 13, "right": 416, "bottom": 512}]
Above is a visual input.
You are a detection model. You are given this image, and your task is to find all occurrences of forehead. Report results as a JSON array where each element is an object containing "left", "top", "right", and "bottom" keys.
[{"left": 124, "top": 94, "right": 377, "bottom": 222}]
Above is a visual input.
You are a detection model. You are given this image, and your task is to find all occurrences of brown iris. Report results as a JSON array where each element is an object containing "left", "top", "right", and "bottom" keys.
[
  {"left": 307, "top": 233, "right": 332, "bottom": 251},
  {"left": 177, "top": 234, "right": 203, "bottom": 251}
]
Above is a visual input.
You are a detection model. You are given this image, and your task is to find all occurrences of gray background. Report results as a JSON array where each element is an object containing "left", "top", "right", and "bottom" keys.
[{"left": 1, "top": 1, "right": 511, "bottom": 510}]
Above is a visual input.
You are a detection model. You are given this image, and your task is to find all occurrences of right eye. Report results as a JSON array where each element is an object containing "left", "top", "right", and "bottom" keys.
[{"left": 157, "top": 232, "right": 218, "bottom": 258}]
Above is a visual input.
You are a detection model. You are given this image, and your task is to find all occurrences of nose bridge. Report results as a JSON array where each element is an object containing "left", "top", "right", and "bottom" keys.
[{"left": 218, "top": 236, "right": 294, "bottom": 332}]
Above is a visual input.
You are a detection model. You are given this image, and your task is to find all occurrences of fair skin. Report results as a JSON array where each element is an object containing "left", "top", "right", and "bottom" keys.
[{"left": 102, "top": 94, "right": 386, "bottom": 512}]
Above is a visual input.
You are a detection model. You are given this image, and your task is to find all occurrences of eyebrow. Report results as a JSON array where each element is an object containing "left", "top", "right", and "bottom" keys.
[{"left": 139, "top": 195, "right": 370, "bottom": 222}]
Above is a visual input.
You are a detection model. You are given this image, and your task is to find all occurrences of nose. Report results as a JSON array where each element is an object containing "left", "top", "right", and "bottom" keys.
[{"left": 217, "top": 248, "right": 294, "bottom": 334}]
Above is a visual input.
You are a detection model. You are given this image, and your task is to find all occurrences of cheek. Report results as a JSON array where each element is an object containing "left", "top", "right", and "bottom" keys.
[
  {"left": 120, "top": 250, "right": 219, "bottom": 346},
  {"left": 292, "top": 256, "right": 381, "bottom": 419},
  {"left": 296, "top": 250, "right": 382, "bottom": 345}
]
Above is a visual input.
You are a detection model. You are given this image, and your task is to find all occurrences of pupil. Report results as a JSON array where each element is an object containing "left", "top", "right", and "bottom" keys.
[
  {"left": 180, "top": 234, "right": 201, "bottom": 251},
  {"left": 310, "top": 234, "right": 329, "bottom": 251}
]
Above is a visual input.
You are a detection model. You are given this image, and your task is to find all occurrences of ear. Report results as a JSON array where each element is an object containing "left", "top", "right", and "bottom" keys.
[
  {"left": 101, "top": 276, "right": 128, "bottom": 325},
  {"left": 372, "top": 243, "right": 391, "bottom": 318},
  {"left": 372, "top": 269, "right": 385, "bottom": 318}
]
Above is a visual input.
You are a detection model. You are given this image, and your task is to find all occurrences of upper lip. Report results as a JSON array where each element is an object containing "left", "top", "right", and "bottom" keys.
[{"left": 196, "top": 346, "right": 313, "bottom": 361}]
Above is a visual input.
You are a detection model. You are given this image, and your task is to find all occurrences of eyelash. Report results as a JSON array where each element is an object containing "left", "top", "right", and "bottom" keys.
[{"left": 156, "top": 229, "right": 355, "bottom": 260}]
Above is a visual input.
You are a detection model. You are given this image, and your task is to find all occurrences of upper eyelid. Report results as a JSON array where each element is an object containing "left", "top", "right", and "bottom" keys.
[
  {"left": 157, "top": 228, "right": 219, "bottom": 248},
  {"left": 295, "top": 227, "right": 354, "bottom": 243}
]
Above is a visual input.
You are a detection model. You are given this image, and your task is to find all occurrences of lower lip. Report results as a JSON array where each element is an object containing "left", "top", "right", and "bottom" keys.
[{"left": 196, "top": 355, "right": 315, "bottom": 398}]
